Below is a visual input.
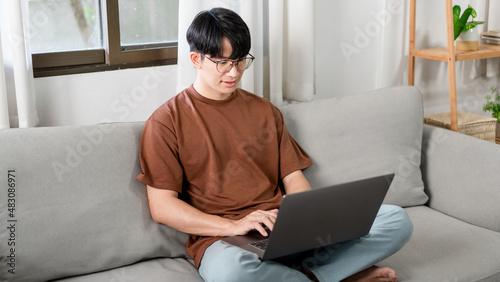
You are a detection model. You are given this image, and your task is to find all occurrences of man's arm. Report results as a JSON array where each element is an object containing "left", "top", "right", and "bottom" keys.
[
  {"left": 147, "top": 186, "right": 278, "bottom": 237},
  {"left": 282, "top": 170, "right": 312, "bottom": 195}
]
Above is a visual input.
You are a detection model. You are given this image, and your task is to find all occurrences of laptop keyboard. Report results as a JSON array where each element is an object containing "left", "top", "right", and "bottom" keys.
[{"left": 250, "top": 239, "right": 269, "bottom": 251}]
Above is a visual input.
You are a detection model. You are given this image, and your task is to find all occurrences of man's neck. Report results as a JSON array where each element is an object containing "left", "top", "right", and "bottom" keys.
[{"left": 193, "top": 82, "right": 233, "bottom": 101}]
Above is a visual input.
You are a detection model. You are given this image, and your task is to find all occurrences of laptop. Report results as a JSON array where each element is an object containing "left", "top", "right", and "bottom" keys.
[{"left": 221, "top": 173, "right": 394, "bottom": 261}]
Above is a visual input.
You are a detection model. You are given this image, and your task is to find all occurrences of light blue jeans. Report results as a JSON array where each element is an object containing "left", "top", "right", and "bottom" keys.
[{"left": 198, "top": 205, "right": 413, "bottom": 282}]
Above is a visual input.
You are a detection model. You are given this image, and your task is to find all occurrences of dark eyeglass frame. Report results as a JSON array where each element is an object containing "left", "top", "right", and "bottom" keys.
[{"left": 201, "top": 53, "right": 255, "bottom": 73}]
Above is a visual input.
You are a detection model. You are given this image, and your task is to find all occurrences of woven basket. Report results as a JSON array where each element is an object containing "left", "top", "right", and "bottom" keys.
[{"left": 424, "top": 111, "right": 497, "bottom": 143}]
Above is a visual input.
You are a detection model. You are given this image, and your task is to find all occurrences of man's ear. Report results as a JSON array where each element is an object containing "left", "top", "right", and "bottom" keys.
[{"left": 190, "top": 52, "right": 202, "bottom": 69}]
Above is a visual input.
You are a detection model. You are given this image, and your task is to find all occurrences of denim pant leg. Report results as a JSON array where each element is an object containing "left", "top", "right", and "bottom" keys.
[
  {"left": 199, "top": 240, "right": 312, "bottom": 282},
  {"left": 304, "top": 205, "right": 413, "bottom": 282},
  {"left": 199, "top": 205, "right": 412, "bottom": 282}
]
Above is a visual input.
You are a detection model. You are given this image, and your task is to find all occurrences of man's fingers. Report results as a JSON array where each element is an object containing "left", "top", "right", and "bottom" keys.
[
  {"left": 242, "top": 212, "right": 270, "bottom": 234},
  {"left": 255, "top": 210, "right": 278, "bottom": 234},
  {"left": 254, "top": 224, "right": 269, "bottom": 237},
  {"left": 233, "top": 209, "right": 280, "bottom": 236}
]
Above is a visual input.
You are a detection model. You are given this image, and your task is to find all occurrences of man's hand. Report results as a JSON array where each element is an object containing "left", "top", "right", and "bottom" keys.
[
  {"left": 147, "top": 170, "right": 311, "bottom": 239},
  {"left": 147, "top": 186, "right": 279, "bottom": 238},
  {"left": 230, "top": 209, "right": 279, "bottom": 237}
]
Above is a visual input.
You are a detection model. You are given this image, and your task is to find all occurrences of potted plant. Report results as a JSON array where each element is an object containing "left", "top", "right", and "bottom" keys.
[
  {"left": 453, "top": 4, "right": 485, "bottom": 51},
  {"left": 483, "top": 87, "right": 500, "bottom": 138}
]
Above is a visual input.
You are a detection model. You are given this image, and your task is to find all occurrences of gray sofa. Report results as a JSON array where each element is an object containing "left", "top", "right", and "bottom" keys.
[{"left": 1, "top": 86, "right": 500, "bottom": 282}]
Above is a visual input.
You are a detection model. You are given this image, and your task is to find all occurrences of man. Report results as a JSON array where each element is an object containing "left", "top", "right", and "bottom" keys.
[{"left": 137, "top": 7, "right": 412, "bottom": 282}]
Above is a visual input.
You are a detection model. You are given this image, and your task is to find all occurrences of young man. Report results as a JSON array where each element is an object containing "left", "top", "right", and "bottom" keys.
[{"left": 137, "top": 7, "right": 412, "bottom": 282}]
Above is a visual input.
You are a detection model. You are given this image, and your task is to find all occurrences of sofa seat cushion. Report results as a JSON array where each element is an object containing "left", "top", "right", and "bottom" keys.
[
  {"left": 379, "top": 206, "right": 500, "bottom": 281},
  {"left": 54, "top": 258, "right": 203, "bottom": 282},
  {"left": 279, "top": 86, "right": 427, "bottom": 207}
]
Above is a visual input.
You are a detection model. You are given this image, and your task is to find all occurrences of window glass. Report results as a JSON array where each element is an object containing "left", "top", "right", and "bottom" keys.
[
  {"left": 118, "top": 0, "right": 178, "bottom": 48},
  {"left": 28, "top": 0, "right": 102, "bottom": 53}
]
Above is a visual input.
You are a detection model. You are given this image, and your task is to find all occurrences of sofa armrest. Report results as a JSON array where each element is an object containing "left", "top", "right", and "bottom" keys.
[{"left": 421, "top": 124, "right": 500, "bottom": 232}]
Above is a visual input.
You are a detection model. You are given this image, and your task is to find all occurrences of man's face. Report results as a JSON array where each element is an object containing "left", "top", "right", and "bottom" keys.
[{"left": 195, "top": 37, "right": 246, "bottom": 100}]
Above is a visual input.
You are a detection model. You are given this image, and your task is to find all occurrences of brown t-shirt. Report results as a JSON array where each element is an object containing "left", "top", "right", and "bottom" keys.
[{"left": 137, "top": 85, "right": 312, "bottom": 268}]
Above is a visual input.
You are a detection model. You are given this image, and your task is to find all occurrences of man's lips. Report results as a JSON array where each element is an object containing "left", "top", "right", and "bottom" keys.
[{"left": 223, "top": 81, "right": 237, "bottom": 87}]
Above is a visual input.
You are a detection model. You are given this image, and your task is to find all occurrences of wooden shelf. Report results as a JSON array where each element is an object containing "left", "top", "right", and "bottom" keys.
[
  {"left": 408, "top": 0, "right": 499, "bottom": 132},
  {"left": 413, "top": 43, "right": 500, "bottom": 62}
]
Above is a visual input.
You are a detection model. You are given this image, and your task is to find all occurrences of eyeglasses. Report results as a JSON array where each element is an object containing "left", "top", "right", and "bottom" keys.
[{"left": 201, "top": 53, "right": 255, "bottom": 73}]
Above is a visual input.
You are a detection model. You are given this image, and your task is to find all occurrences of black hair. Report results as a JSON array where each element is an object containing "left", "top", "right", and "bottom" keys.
[{"left": 186, "top": 7, "right": 251, "bottom": 59}]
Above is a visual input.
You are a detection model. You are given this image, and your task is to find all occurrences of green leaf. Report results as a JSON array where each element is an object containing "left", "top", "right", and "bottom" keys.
[
  {"left": 483, "top": 87, "right": 500, "bottom": 122},
  {"left": 469, "top": 5, "right": 477, "bottom": 18},
  {"left": 464, "top": 21, "right": 485, "bottom": 31},
  {"left": 453, "top": 5, "right": 461, "bottom": 40},
  {"left": 453, "top": 5, "right": 461, "bottom": 18},
  {"left": 454, "top": 7, "right": 473, "bottom": 40}
]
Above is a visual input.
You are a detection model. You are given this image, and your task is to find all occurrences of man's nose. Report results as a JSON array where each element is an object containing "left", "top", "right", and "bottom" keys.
[{"left": 226, "top": 62, "right": 241, "bottom": 76}]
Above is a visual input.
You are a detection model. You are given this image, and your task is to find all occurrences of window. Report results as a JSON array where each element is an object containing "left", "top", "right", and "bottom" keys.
[{"left": 29, "top": 0, "right": 178, "bottom": 77}]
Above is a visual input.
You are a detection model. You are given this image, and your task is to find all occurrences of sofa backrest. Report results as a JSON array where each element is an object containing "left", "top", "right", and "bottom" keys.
[
  {"left": 0, "top": 122, "right": 189, "bottom": 282},
  {"left": 0, "top": 86, "right": 428, "bottom": 281},
  {"left": 279, "top": 86, "right": 428, "bottom": 208},
  {"left": 421, "top": 124, "right": 500, "bottom": 233}
]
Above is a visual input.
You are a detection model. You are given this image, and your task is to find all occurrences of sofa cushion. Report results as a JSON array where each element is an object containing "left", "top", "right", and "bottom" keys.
[
  {"left": 422, "top": 125, "right": 500, "bottom": 233},
  {"left": 279, "top": 86, "right": 428, "bottom": 207},
  {"left": 380, "top": 206, "right": 500, "bottom": 281},
  {"left": 54, "top": 258, "right": 202, "bottom": 282},
  {"left": 0, "top": 123, "right": 189, "bottom": 282}
]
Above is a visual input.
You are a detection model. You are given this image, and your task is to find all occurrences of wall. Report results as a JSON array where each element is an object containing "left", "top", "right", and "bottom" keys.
[
  {"left": 33, "top": 0, "right": 500, "bottom": 127},
  {"left": 35, "top": 65, "right": 177, "bottom": 126}
]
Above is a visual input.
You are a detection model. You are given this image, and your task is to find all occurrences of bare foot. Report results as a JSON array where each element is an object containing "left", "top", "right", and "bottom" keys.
[{"left": 341, "top": 266, "right": 398, "bottom": 282}]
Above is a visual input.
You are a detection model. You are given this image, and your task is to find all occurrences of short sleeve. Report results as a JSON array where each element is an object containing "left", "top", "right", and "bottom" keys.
[
  {"left": 272, "top": 106, "right": 313, "bottom": 179},
  {"left": 136, "top": 117, "right": 184, "bottom": 193}
]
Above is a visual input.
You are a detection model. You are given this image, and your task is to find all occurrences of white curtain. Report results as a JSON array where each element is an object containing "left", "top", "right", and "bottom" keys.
[
  {"left": 0, "top": 0, "right": 39, "bottom": 129},
  {"left": 486, "top": 0, "right": 500, "bottom": 77},
  {"left": 176, "top": 0, "right": 315, "bottom": 105},
  {"left": 375, "top": 0, "right": 407, "bottom": 89}
]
